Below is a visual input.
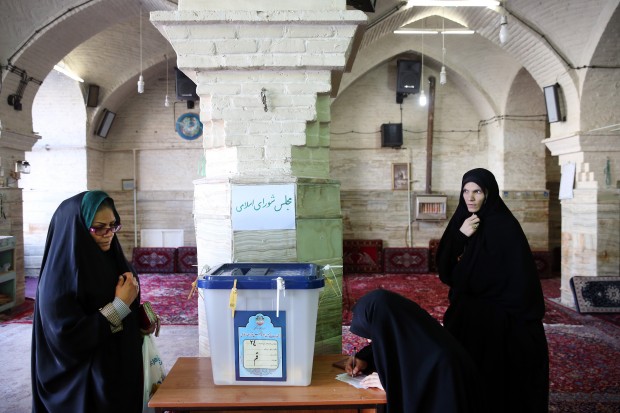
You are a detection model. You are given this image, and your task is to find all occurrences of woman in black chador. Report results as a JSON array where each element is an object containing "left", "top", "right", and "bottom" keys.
[
  {"left": 436, "top": 168, "right": 549, "bottom": 412},
  {"left": 31, "top": 191, "right": 144, "bottom": 413},
  {"left": 346, "top": 289, "right": 484, "bottom": 413}
]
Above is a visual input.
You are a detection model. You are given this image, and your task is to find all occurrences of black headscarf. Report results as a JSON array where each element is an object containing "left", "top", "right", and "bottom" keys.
[
  {"left": 350, "top": 289, "right": 484, "bottom": 413},
  {"left": 436, "top": 168, "right": 545, "bottom": 320},
  {"left": 436, "top": 168, "right": 549, "bottom": 412},
  {"left": 31, "top": 191, "right": 143, "bottom": 413}
]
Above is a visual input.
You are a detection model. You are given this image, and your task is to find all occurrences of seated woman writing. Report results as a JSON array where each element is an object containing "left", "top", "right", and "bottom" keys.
[{"left": 346, "top": 289, "right": 486, "bottom": 413}]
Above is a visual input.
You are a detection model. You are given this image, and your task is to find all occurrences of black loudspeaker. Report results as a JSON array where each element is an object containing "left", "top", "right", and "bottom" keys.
[
  {"left": 96, "top": 109, "right": 116, "bottom": 138},
  {"left": 381, "top": 123, "right": 403, "bottom": 147},
  {"left": 346, "top": 0, "right": 377, "bottom": 12},
  {"left": 543, "top": 83, "right": 563, "bottom": 123},
  {"left": 175, "top": 68, "right": 198, "bottom": 101},
  {"left": 396, "top": 60, "right": 421, "bottom": 94},
  {"left": 86, "top": 84, "right": 99, "bottom": 107}
]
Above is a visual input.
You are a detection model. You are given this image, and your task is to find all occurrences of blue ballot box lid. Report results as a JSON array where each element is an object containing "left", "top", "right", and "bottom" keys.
[{"left": 197, "top": 263, "right": 324, "bottom": 290}]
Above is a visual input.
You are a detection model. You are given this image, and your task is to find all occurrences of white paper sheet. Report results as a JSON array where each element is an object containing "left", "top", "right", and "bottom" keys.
[
  {"left": 559, "top": 162, "right": 576, "bottom": 200},
  {"left": 335, "top": 372, "right": 369, "bottom": 389}
]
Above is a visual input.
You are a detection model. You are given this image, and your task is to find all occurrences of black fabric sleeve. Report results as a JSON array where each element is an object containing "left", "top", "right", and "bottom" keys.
[
  {"left": 437, "top": 229, "right": 468, "bottom": 285},
  {"left": 356, "top": 344, "right": 376, "bottom": 374}
]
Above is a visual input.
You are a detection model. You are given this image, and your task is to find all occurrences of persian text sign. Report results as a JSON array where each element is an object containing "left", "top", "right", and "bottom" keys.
[{"left": 231, "top": 184, "right": 296, "bottom": 230}]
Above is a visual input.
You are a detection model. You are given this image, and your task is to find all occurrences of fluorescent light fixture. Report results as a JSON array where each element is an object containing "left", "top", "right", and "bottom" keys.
[
  {"left": 395, "top": 28, "right": 475, "bottom": 34},
  {"left": 395, "top": 29, "right": 439, "bottom": 34},
  {"left": 408, "top": 0, "right": 499, "bottom": 6},
  {"left": 53, "top": 64, "right": 84, "bottom": 82}
]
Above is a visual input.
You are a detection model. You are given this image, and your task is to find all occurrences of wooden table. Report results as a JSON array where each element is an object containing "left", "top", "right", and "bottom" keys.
[{"left": 149, "top": 355, "right": 387, "bottom": 413}]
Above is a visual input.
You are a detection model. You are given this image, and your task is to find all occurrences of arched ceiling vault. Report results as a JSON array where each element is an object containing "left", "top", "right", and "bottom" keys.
[{"left": 1, "top": 0, "right": 619, "bottom": 135}]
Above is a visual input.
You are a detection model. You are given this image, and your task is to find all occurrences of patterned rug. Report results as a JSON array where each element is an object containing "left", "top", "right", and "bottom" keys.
[
  {"left": 132, "top": 247, "right": 177, "bottom": 273},
  {"left": 341, "top": 273, "right": 620, "bottom": 412},
  {"left": 176, "top": 246, "right": 198, "bottom": 273},
  {"left": 138, "top": 273, "right": 198, "bottom": 325},
  {"left": 5, "top": 274, "right": 620, "bottom": 410},
  {"left": 342, "top": 273, "right": 449, "bottom": 325},
  {"left": 570, "top": 276, "right": 620, "bottom": 313},
  {"left": 532, "top": 250, "right": 553, "bottom": 279},
  {"left": 382, "top": 247, "right": 429, "bottom": 273},
  {"left": 0, "top": 298, "right": 34, "bottom": 324},
  {"left": 0, "top": 273, "right": 198, "bottom": 326},
  {"left": 342, "top": 239, "right": 383, "bottom": 274}
]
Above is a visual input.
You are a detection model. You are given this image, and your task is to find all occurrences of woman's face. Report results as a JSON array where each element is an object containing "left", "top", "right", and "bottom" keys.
[
  {"left": 89, "top": 207, "right": 117, "bottom": 252},
  {"left": 462, "top": 182, "right": 486, "bottom": 213}
]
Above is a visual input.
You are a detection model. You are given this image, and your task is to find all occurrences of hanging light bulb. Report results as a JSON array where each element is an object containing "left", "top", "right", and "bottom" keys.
[
  {"left": 137, "top": 75, "right": 145, "bottom": 94},
  {"left": 164, "top": 54, "right": 170, "bottom": 107},
  {"left": 499, "top": 15, "right": 509, "bottom": 44},
  {"left": 419, "top": 33, "right": 427, "bottom": 106},
  {"left": 440, "top": 66, "right": 447, "bottom": 85},
  {"left": 419, "top": 89, "right": 427, "bottom": 106},
  {"left": 137, "top": 10, "right": 145, "bottom": 93},
  {"left": 440, "top": 13, "right": 447, "bottom": 85}
]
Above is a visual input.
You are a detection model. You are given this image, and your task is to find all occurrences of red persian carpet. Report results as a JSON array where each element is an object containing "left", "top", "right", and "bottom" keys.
[
  {"left": 342, "top": 273, "right": 620, "bottom": 412},
  {"left": 5, "top": 273, "right": 620, "bottom": 411},
  {"left": 137, "top": 273, "right": 198, "bottom": 325},
  {"left": 0, "top": 274, "right": 198, "bottom": 325}
]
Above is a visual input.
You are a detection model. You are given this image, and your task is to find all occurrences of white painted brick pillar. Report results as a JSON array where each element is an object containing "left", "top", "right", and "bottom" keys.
[
  {"left": 545, "top": 134, "right": 620, "bottom": 306},
  {"left": 152, "top": 1, "right": 366, "bottom": 356}
]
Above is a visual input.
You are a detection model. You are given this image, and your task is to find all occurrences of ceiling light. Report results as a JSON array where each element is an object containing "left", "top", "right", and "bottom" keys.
[
  {"left": 137, "top": 10, "right": 145, "bottom": 94},
  {"left": 53, "top": 64, "right": 84, "bottom": 83},
  {"left": 420, "top": 34, "right": 427, "bottom": 106},
  {"left": 137, "top": 75, "right": 145, "bottom": 94},
  {"left": 164, "top": 54, "right": 171, "bottom": 107},
  {"left": 408, "top": 0, "right": 499, "bottom": 6},
  {"left": 419, "top": 89, "right": 428, "bottom": 106},
  {"left": 395, "top": 29, "right": 439, "bottom": 34},
  {"left": 499, "top": 15, "right": 509, "bottom": 44},
  {"left": 440, "top": 14, "right": 447, "bottom": 85},
  {"left": 394, "top": 28, "right": 475, "bottom": 34}
]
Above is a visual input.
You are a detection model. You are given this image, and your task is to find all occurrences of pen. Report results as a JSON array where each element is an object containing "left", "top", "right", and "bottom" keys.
[{"left": 350, "top": 347, "right": 357, "bottom": 377}]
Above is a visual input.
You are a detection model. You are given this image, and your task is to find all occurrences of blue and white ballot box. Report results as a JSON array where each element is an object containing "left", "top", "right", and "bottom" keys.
[{"left": 198, "top": 263, "right": 324, "bottom": 386}]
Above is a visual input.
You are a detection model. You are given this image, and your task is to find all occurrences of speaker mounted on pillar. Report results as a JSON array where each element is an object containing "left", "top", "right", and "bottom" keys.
[
  {"left": 396, "top": 59, "right": 421, "bottom": 95},
  {"left": 86, "top": 84, "right": 99, "bottom": 107},
  {"left": 96, "top": 109, "right": 116, "bottom": 138},
  {"left": 175, "top": 68, "right": 199, "bottom": 106},
  {"left": 346, "top": 0, "right": 377, "bottom": 12}
]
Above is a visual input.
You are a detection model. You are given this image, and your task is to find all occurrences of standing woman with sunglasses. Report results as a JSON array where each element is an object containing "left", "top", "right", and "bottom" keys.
[{"left": 32, "top": 191, "right": 145, "bottom": 413}]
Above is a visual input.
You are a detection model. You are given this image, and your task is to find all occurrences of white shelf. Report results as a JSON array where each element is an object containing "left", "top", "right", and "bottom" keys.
[{"left": 0, "top": 236, "right": 16, "bottom": 313}]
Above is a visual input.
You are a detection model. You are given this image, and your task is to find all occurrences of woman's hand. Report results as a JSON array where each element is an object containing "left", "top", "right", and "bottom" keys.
[
  {"left": 361, "top": 372, "right": 384, "bottom": 390},
  {"left": 345, "top": 356, "right": 368, "bottom": 377},
  {"left": 140, "top": 316, "right": 160, "bottom": 336},
  {"left": 460, "top": 213, "right": 481, "bottom": 237},
  {"left": 116, "top": 272, "right": 139, "bottom": 306}
]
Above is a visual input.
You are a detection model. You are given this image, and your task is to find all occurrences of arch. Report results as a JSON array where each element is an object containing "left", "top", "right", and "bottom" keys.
[
  {"left": 0, "top": 0, "right": 174, "bottom": 134},
  {"left": 351, "top": 4, "right": 582, "bottom": 137}
]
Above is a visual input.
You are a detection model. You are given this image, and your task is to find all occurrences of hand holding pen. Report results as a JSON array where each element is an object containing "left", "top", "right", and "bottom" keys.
[
  {"left": 350, "top": 347, "right": 357, "bottom": 376},
  {"left": 345, "top": 347, "right": 368, "bottom": 377}
]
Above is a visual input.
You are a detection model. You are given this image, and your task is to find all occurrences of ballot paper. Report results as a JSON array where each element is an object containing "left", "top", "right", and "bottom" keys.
[{"left": 335, "top": 372, "right": 369, "bottom": 389}]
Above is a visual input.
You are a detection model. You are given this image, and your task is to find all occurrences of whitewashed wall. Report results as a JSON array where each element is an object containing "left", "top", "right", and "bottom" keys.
[
  {"left": 331, "top": 59, "right": 553, "bottom": 250},
  {"left": 21, "top": 57, "right": 556, "bottom": 275},
  {"left": 23, "top": 70, "right": 201, "bottom": 274}
]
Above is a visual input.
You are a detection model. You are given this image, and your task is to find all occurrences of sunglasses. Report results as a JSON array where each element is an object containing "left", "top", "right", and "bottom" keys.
[{"left": 89, "top": 224, "right": 122, "bottom": 236}]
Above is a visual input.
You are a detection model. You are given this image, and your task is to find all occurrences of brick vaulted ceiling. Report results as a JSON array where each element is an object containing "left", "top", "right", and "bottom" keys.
[{"left": 0, "top": 0, "right": 619, "bottom": 133}]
